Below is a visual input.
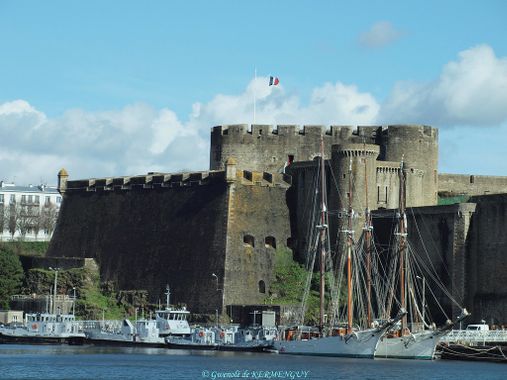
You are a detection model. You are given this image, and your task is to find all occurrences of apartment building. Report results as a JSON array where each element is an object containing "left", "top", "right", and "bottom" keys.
[{"left": 0, "top": 182, "right": 61, "bottom": 241}]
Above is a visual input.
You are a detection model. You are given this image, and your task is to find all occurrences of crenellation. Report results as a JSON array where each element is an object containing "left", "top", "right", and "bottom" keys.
[
  {"left": 251, "top": 124, "right": 273, "bottom": 135},
  {"left": 276, "top": 125, "right": 297, "bottom": 136},
  {"left": 300, "top": 125, "right": 325, "bottom": 136}
]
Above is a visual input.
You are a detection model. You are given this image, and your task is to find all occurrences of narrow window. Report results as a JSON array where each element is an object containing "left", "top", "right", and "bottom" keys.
[
  {"left": 243, "top": 234, "right": 255, "bottom": 247},
  {"left": 258, "top": 280, "right": 266, "bottom": 294},
  {"left": 265, "top": 236, "right": 276, "bottom": 249},
  {"left": 288, "top": 155, "right": 294, "bottom": 165},
  {"left": 470, "top": 175, "right": 475, "bottom": 184}
]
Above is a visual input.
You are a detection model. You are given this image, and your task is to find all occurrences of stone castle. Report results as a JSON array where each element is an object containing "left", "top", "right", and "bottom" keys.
[{"left": 48, "top": 124, "right": 507, "bottom": 325}]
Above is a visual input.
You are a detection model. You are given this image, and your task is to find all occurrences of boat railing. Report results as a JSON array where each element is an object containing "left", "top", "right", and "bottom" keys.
[
  {"left": 441, "top": 330, "right": 507, "bottom": 344},
  {"left": 79, "top": 320, "right": 124, "bottom": 333}
]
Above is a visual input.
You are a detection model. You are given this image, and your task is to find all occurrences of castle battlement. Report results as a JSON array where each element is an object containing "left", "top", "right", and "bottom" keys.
[
  {"left": 62, "top": 167, "right": 290, "bottom": 194},
  {"left": 332, "top": 143, "right": 380, "bottom": 157},
  {"left": 237, "top": 169, "right": 292, "bottom": 187},
  {"left": 212, "top": 124, "right": 384, "bottom": 139},
  {"left": 64, "top": 170, "right": 227, "bottom": 193}
]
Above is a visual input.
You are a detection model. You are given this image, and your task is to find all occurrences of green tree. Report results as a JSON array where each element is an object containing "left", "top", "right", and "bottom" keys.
[{"left": 0, "top": 246, "right": 24, "bottom": 309}]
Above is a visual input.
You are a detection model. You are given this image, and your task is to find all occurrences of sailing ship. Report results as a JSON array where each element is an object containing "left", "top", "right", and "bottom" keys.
[
  {"left": 275, "top": 139, "right": 404, "bottom": 358},
  {"left": 374, "top": 158, "right": 469, "bottom": 360}
]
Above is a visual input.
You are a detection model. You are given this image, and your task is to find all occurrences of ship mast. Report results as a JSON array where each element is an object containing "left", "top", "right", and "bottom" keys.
[
  {"left": 318, "top": 136, "right": 327, "bottom": 334},
  {"left": 363, "top": 139, "right": 372, "bottom": 328},
  {"left": 398, "top": 157, "right": 408, "bottom": 334},
  {"left": 346, "top": 157, "right": 354, "bottom": 334}
]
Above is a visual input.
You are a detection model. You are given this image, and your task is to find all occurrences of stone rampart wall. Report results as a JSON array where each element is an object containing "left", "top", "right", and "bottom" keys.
[{"left": 439, "top": 173, "right": 507, "bottom": 197}]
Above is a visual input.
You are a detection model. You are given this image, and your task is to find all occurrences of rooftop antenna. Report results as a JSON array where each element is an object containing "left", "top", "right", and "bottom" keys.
[{"left": 165, "top": 285, "right": 171, "bottom": 309}]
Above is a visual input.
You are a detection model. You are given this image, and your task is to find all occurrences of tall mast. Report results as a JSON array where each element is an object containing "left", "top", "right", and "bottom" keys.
[
  {"left": 363, "top": 139, "right": 372, "bottom": 328},
  {"left": 398, "top": 157, "right": 408, "bottom": 333},
  {"left": 346, "top": 157, "right": 353, "bottom": 334},
  {"left": 318, "top": 136, "right": 327, "bottom": 333}
]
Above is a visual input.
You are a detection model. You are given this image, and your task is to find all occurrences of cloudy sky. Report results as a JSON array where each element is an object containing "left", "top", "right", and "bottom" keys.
[{"left": 0, "top": 0, "right": 506, "bottom": 184}]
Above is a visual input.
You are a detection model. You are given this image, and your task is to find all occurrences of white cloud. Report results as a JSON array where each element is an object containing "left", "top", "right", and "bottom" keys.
[
  {"left": 2, "top": 44, "right": 507, "bottom": 184},
  {"left": 379, "top": 45, "right": 507, "bottom": 126},
  {"left": 358, "top": 21, "right": 403, "bottom": 48},
  {"left": 0, "top": 78, "right": 378, "bottom": 184}
]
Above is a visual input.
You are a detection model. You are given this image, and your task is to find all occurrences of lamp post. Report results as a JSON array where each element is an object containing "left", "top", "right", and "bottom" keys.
[
  {"left": 72, "top": 287, "right": 76, "bottom": 316},
  {"left": 49, "top": 267, "right": 60, "bottom": 315},
  {"left": 211, "top": 273, "right": 223, "bottom": 325}
]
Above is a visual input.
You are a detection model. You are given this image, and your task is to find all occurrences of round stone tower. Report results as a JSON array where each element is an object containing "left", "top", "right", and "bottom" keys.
[
  {"left": 329, "top": 143, "right": 380, "bottom": 247},
  {"left": 382, "top": 125, "right": 438, "bottom": 206}
]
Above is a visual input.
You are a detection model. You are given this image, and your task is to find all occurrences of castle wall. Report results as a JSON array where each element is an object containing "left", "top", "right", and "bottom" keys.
[
  {"left": 438, "top": 173, "right": 507, "bottom": 197},
  {"left": 48, "top": 173, "right": 230, "bottom": 313},
  {"left": 210, "top": 124, "right": 380, "bottom": 173},
  {"left": 466, "top": 194, "right": 507, "bottom": 325},
  {"left": 223, "top": 169, "right": 291, "bottom": 308}
]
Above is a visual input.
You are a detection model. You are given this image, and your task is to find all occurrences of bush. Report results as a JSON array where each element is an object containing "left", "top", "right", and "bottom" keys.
[{"left": 0, "top": 247, "right": 24, "bottom": 309}]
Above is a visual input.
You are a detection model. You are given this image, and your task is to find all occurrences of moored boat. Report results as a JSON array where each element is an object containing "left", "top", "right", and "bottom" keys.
[
  {"left": 0, "top": 312, "right": 85, "bottom": 345},
  {"left": 166, "top": 325, "right": 277, "bottom": 352}
]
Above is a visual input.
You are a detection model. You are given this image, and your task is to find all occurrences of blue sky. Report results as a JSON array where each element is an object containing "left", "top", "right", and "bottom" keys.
[{"left": 1, "top": 0, "right": 506, "bottom": 183}]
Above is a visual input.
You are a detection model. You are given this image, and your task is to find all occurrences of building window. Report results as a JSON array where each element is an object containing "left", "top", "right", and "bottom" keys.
[
  {"left": 56, "top": 196, "right": 62, "bottom": 204},
  {"left": 34, "top": 196, "right": 40, "bottom": 205},
  {"left": 10, "top": 195, "right": 15, "bottom": 204},
  {"left": 45, "top": 196, "right": 50, "bottom": 206},
  {"left": 470, "top": 175, "right": 475, "bottom": 184},
  {"left": 21, "top": 195, "right": 26, "bottom": 204},
  {"left": 265, "top": 236, "right": 276, "bottom": 249},
  {"left": 258, "top": 280, "right": 266, "bottom": 294},
  {"left": 243, "top": 234, "right": 255, "bottom": 247},
  {"left": 28, "top": 195, "right": 33, "bottom": 204},
  {"left": 0, "top": 194, "right": 3, "bottom": 204}
]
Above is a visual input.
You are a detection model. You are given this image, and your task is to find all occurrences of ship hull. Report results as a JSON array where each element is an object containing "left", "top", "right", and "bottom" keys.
[
  {"left": 165, "top": 342, "right": 271, "bottom": 352},
  {"left": 0, "top": 332, "right": 85, "bottom": 345},
  {"left": 275, "top": 328, "right": 382, "bottom": 358},
  {"left": 374, "top": 331, "right": 440, "bottom": 360}
]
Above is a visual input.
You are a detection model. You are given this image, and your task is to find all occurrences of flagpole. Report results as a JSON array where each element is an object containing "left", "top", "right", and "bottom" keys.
[{"left": 253, "top": 67, "right": 257, "bottom": 124}]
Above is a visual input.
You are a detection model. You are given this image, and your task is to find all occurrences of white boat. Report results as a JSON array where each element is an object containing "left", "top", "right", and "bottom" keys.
[
  {"left": 276, "top": 325, "right": 392, "bottom": 358},
  {"left": 155, "top": 286, "right": 191, "bottom": 336},
  {"left": 83, "top": 318, "right": 166, "bottom": 347},
  {"left": 0, "top": 312, "right": 85, "bottom": 345},
  {"left": 373, "top": 159, "right": 469, "bottom": 360},
  {"left": 166, "top": 325, "right": 277, "bottom": 352}
]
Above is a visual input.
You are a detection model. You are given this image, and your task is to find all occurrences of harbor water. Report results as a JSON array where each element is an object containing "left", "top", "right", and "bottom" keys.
[{"left": 0, "top": 344, "right": 505, "bottom": 380}]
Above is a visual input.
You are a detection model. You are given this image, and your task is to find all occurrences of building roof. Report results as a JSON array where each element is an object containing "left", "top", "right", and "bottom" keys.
[{"left": 0, "top": 182, "right": 59, "bottom": 194}]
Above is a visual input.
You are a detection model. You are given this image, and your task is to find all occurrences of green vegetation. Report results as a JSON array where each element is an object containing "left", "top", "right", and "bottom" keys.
[
  {"left": 0, "top": 241, "right": 50, "bottom": 257},
  {"left": 438, "top": 194, "right": 471, "bottom": 205},
  {"left": 267, "top": 247, "right": 336, "bottom": 324},
  {"left": 24, "top": 267, "right": 125, "bottom": 319},
  {"left": 0, "top": 246, "right": 24, "bottom": 309}
]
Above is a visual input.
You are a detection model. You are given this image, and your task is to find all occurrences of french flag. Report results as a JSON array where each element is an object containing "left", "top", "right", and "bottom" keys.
[{"left": 269, "top": 76, "right": 279, "bottom": 86}]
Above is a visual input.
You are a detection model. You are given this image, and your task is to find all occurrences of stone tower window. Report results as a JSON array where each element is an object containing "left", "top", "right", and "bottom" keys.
[
  {"left": 243, "top": 234, "right": 255, "bottom": 247},
  {"left": 470, "top": 175, "right": 475, "bottom": 184},
  {"left": 265, "top": 236, "right": 276, "bottom": 249},
  {"left": 258, "top": 280, "right": 266, "bottom": 294}
]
